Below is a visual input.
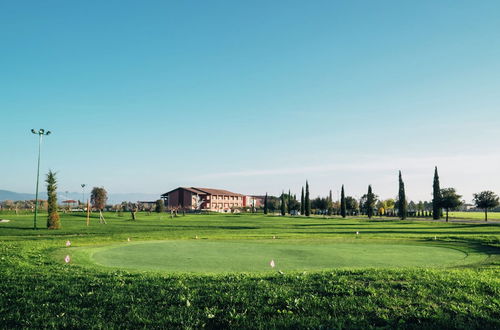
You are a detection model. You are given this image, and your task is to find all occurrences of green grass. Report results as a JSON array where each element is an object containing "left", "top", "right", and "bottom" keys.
[
  {"left": 86, "top": 240, "right": 476, "bottom": 273},
  {"left": 1, "top": 211, "right": 499, "bottom": 328},
  {"left": 449, "top": 211, "right": 500, "bottom": 221}
]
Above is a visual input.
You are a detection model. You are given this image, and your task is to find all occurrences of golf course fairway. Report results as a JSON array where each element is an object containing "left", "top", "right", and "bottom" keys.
[{"left": 87, "top": 239, "right": 475, "bottom": 273}]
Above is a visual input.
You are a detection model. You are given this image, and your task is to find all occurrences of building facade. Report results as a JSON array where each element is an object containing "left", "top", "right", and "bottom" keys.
[{"left": 161, "top": 187, "right": 246, "bottom": 212}]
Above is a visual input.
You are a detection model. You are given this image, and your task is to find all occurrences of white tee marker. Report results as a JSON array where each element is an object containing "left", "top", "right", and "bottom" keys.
[
  {"left": 66, "top": 240, "right": 71, "bottom": 247},
  {"left": 270, "top": 259, "right": 275, "bottom": 268},
  {"left": 65, "top": 255, "right": 70, "bottom": 263},
  {"left": 356, "top": 231, "right": 359, "bottom": 235},
  {"left": 127, "top": 237, "right": 131, "bottom": 242}
]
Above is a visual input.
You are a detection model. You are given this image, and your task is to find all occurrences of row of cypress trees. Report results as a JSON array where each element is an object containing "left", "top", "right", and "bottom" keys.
[
  {"left": 298, "top": 181, "right": 311, "bottom": 216},
  {"left": 397, "top": 166, "right": 443, "bottom": 221},
  {"left": 332, "top": 168, "right": 438, "bottom": 220},
  {"left": 263, "top": 167, "right": 444, "bottom": 221},
  {"left": 264, "top": 181, "right": 312, "bottom": 216}
]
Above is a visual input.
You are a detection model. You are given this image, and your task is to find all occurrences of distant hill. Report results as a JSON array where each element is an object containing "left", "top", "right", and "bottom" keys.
[
  {"left": 0, "top": 190, "right": 41, "bottom": 201},
  {"left": 0, "top": 190, "right": 160, "bottom": 204}
]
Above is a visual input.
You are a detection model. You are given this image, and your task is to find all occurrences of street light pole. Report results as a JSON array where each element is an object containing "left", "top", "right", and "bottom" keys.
[
  {"left": 31, "top": 129, "right": 51, "bottom": 230},
  {"left": 81, "top": 184, "right": 86, "bottom": 211}
]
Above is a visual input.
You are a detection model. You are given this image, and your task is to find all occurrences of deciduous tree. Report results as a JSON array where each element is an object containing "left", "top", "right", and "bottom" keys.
[
  {"left": 440, "top": 188, "right": 462, "bottom": 222},
  {"left": 473, "top": 191, "right": 499, "bottom": 222},
  {"left": 345, "top": 196, "right": 358, "bottom": 215},
  {"left": 383, "top": 198, "right": 395, "bottom": 216},
  {"left": 267, "top": 196, "right": 280, "bottom": 213},
  {"left": 376, "top": 200, "right": 385, "bottom": 216},
  {"left": 91, "top": 187, "right": 108, "bottom": 223}
]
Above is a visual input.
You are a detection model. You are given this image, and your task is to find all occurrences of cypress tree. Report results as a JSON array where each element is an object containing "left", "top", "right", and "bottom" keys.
[
  {"left": 432, "top": 166, "right": 441, "bottom": 220},
  {"left": 46, "top": 170, "right": 60, "bottom": 229},
  {"left": 263, "top": 193, "right": 268, "bottom": 215},
  {"left": 327, "top": 190, "right": 333, "bottom": 215},
  {"left": 280, "top": 192, "right": 286, "bottom": 216},
  {"left": 367, "top": 185, "right": 375, "bottom": 219},
  {"left": 340, "top": 185, "right": 347, "bottom": 218},
  {"left": 300, "top": 187, "right": 305, "bottom": 215},
  {"left": 287, "top": 189, "right": 292, "bottom": 215},
  {"left": 305, "top": 181, "right": 311, "bottom": 216},
  {"left": 398, "top": 171, "right": 407, "bottom": 220}
]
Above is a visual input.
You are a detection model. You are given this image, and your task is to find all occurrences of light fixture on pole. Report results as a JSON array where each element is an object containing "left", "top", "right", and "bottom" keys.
[
  {"left": 31, "top": 129, "right": 51, "bottom": 230},
  {"left": 81, "top": 184, "right": 86, "bottom": 210},
  {"left": 80, "top": 183, "right": 85, "bottom": 204}
]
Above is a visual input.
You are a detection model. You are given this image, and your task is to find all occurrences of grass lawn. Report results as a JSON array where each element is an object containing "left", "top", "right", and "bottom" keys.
[
  {"left": 449, "top": 211, "right": 500, "bottom": 221},
  {"left": 1, "top": 211, "right": 499, "bottom": 328},
  {"left": 87, "top": 240, "right": 476, "bottom": 273}
]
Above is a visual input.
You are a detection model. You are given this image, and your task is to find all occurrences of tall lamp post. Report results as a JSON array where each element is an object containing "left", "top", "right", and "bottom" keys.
[
  {"left": 31, "top": 129, "right": 51, "bottom": 230},
  {"left": 81, "top": 184, "right": 86, "bottom": 210}
]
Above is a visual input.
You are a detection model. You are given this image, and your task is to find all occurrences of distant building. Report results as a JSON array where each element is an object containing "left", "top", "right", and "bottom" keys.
[
  {"left": 244, "top": 195, "right": 266, "bottom": 208},
  {"left": 459, "top": 203, "right": 476, "bottom": 211},
  {"left": 137, "top": 201, "right": 156, "bottom": 211},
  {"left": 161, "top": 187, "right": 246, "bottom": 212}
]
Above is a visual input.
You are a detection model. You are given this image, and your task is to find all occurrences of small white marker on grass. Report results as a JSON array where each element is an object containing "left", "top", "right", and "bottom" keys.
[
  {"left": 356, "top": 231, "right": 359, "bottom": 235},
  {"left": 66, "top": 240, "right": 71, "bottom": 247},
  {"left": 65, "top": 255, "right": 70, "bottom": 263},
  {"left": 127, "top": 237, "right": 131, "bottom": 242},
  {"left": 270, "top": 259, "right": 275, "bottom": 268}
]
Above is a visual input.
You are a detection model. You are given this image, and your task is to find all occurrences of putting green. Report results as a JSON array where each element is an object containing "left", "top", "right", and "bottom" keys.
[{"left": 87, "top": 240, "right": 475, "bottom": 273}]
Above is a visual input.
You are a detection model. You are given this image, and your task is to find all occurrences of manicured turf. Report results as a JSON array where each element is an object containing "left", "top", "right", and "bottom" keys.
[
  {"left": 1, "top": 211, "right": 499, "bottom": 328},
  {"left": 449, "top": 211, "right": 500, "bottom": 221},
  {"left": 88, "top": 240, "right": 472, "bottom": 272}
]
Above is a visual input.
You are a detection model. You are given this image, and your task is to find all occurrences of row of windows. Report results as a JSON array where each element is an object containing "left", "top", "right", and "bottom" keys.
[
  {"left": 209, "top": 196, "right": 241, "bottom": 201},
  {"left": 206, "top": 203, "right": 242, "bottom": 208}
]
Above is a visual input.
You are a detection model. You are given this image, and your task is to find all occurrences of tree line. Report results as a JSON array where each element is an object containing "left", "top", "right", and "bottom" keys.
[
  {"left": 263, "top": 167, "right": 499, "bottom": 221},
  {"left": 2, "top": 167, "right": 499, "bottom": 228}
]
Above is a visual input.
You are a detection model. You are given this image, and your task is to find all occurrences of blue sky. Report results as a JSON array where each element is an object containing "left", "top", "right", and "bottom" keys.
[{"left": 1, "top": 0, "right": 499, "bottom": 202}]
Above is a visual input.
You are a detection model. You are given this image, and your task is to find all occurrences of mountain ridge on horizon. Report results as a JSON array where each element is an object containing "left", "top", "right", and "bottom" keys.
[{"left": 0, "top": 189, "right": 161, "bottom": 204}]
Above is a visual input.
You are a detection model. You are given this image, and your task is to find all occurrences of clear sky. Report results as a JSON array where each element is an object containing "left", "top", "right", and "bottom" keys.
[{"left": 1, "top": 0, "right": 499, "bottom": 203}]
